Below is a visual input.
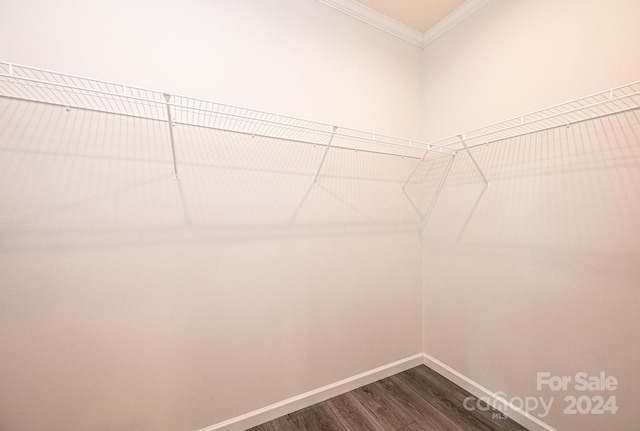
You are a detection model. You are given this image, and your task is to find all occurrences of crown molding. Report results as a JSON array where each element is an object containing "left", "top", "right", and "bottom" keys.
[
  {"left": 317, "top": 0, "right": 490, "bottom": 49},
  {"left": 423, "top": 0, "right": 490, "bottom": 47},
  {"left": 317, "top": 0, "right": 424, "bottom": 47}
]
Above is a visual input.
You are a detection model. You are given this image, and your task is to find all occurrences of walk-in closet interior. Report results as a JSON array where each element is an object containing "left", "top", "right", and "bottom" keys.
[{"left": 1, "top": 1, "right": 639, "bottom": 431}]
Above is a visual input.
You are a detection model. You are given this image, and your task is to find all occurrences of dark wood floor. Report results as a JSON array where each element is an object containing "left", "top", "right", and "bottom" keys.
[{"left": 248, "top": 365, "right": 528, "bottom": 431}]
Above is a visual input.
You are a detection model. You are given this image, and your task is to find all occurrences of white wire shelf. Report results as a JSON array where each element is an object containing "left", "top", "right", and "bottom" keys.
[
  {"left": 402, "top": 80, "right": 640, "bottom": 189},
  {"left": 0, "top": 61, "right": 443, "bottom": 161},
  {"left": 428, "top": 81, "right": 640, "bottom": 152},
  {"left": 1, "top": 61, "right": 638, "bottom": 188}
]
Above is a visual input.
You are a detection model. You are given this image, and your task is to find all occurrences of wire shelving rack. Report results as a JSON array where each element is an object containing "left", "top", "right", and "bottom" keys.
[{"left": 1, "top": 61, "right": 639, "bottom": 188}]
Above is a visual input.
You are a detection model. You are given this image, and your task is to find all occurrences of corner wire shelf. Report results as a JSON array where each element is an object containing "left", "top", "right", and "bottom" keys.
[
  {"left": 0, "top": 61, "right": 639, "bottom": 189},
  {"left": 413, "top": 80, "right": 640, "bottom": 188}
]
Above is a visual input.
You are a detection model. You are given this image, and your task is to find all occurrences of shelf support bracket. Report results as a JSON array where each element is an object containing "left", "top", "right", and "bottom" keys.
[
  {"left": 402, "top": 145, "right": 431, "bottom": 190},
  {"left": 312, "top": 126, "right": 338, "bottom": 188},
  {"left": 163, "top": 93, "right": 180, "bottom": 180},
  {"left": 459, "top": 134, "right": 489, "bottom": 188}
]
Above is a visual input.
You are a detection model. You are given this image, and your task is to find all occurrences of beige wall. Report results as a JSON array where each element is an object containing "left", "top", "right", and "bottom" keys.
[
  {"left": 0, "top": 1, "right": 424, "bottom": 430},
  {"left": 2, "top": 1, "right": 640, "bottom": 431},
  {"left": 0, "top": 99, "right": 424, "bottom": 431},
  {"left": 422, "top": 0, "right": 640, "bottom": 141},
  {"left": 421, "top": 1, "right": 640, "bottom": 430},
  {"left": 0, "top": 0, "right": 423, "bottom": 139}
]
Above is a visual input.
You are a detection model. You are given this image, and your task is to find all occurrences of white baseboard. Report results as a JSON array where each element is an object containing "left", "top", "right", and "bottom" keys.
[
  {"left": 421, "top": 353, "right": 558, "bottom": 431},
  {"left": 198, "top": 352, "right": 559, "bottom": 431},
  {"left": 199, "top": 353, "right": 424, "bottom": 431}
]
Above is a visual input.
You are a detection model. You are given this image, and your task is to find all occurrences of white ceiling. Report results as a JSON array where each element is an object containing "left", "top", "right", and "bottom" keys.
[{"left": 355, "top": 0, "right": 467, "bottom": 33}]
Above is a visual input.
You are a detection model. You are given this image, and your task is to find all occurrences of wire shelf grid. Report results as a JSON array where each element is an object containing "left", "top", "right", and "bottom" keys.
[
  {"left": 1, "top": 61, "right": 638, "bottom": 175},
  {"left": 429, "top": 82, "right": 640, "bottom": 151},
  {"left": 0, "top": 61, "right": 435, "bottom": 160}
]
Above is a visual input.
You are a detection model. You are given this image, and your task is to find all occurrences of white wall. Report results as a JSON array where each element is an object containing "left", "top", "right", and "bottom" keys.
[
  {"left": 3, "top": 1, "right": 639, "bottom": 430},
  {"left": 0, "top": 101, "right": 424, "bottom": 431},
  {"left": 0, "top": 0, "right": 423, "bottom": 139},
  {"left": 0, "top": 1, "right": 424, "bottom": 431},
  {"left": 421, "top": 1, "right": 640, "bottom": 430},
  {"left": 422, "top": 0, "right": 640, "bottom": 141}
]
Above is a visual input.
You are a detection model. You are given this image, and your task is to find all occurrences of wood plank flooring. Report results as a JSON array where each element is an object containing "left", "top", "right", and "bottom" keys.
[{"left": 248, "top": 366, "right": 527, "bottom": 431}]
